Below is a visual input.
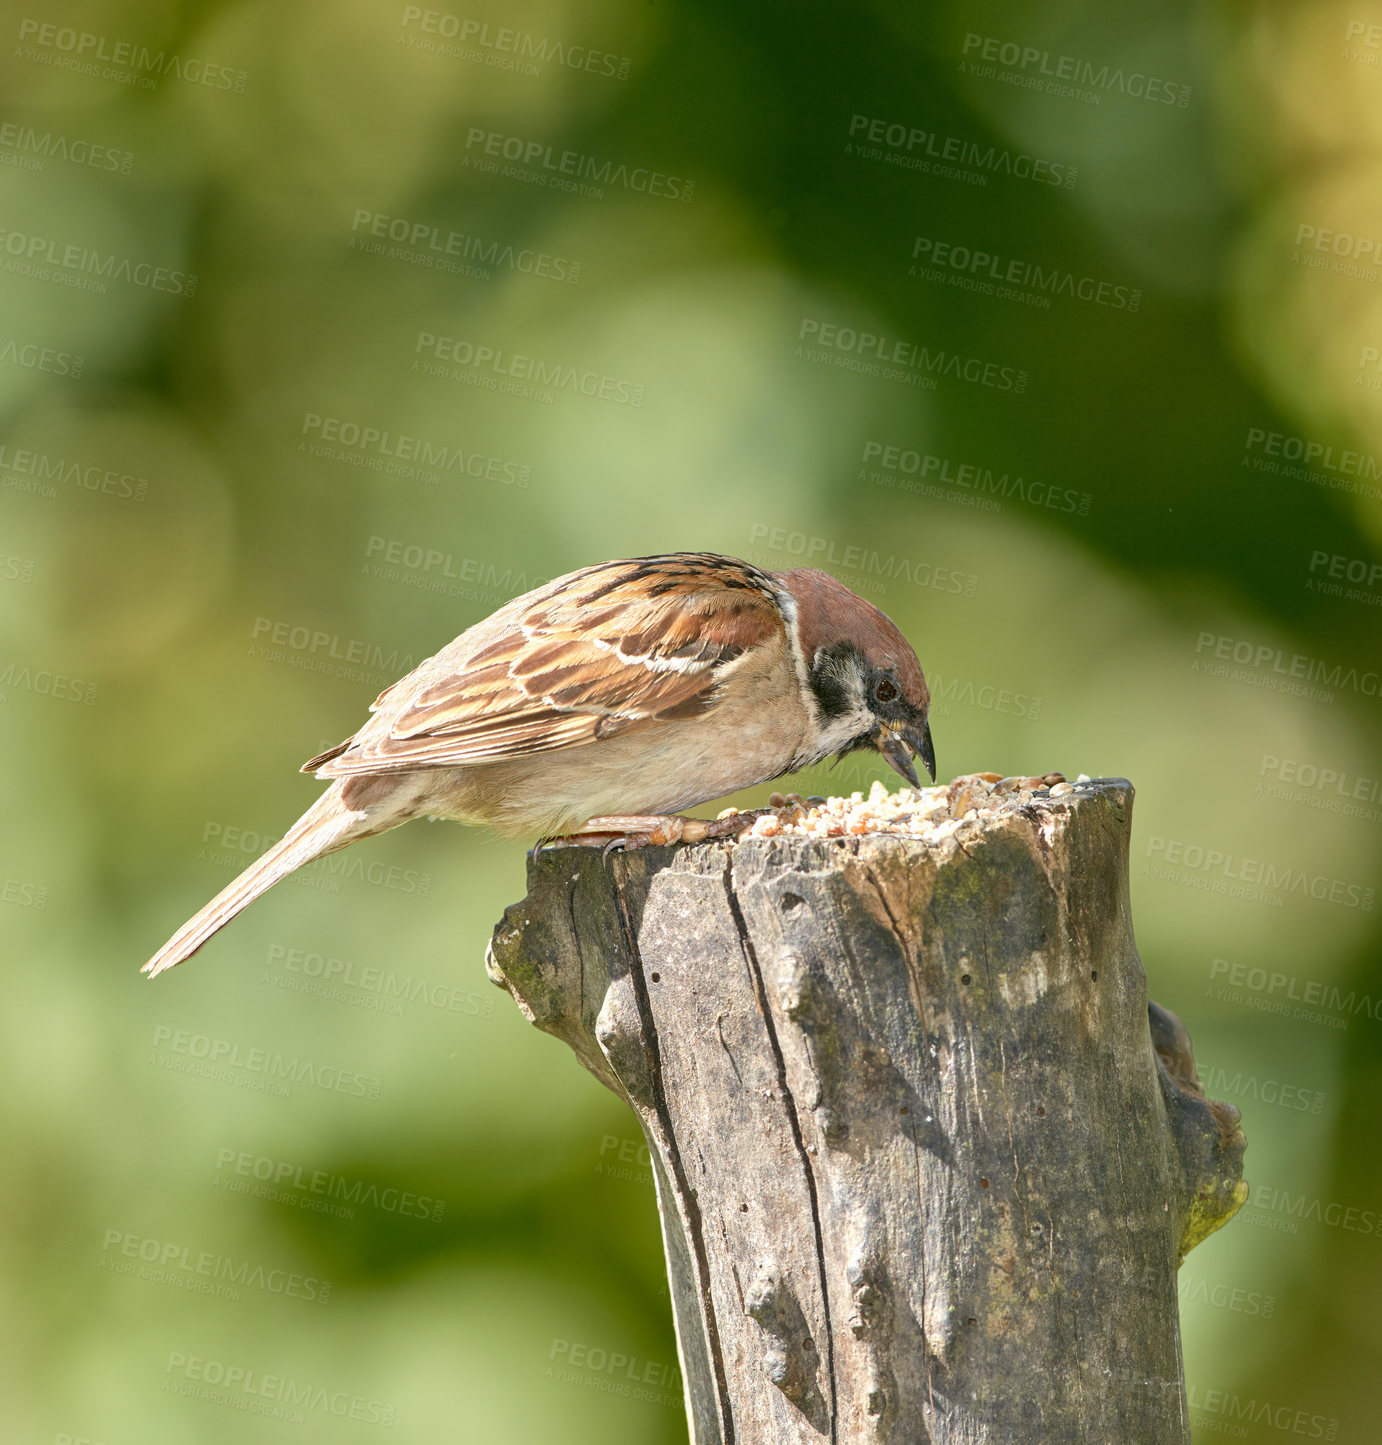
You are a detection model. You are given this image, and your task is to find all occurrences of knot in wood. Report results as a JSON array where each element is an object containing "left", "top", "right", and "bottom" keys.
[{"left": 745, "top": 1264, "right": 823, "bottom": 1415}]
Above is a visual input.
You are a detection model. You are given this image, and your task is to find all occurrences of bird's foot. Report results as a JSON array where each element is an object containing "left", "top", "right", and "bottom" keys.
[{"left": 538, "top": 810, "right": 771, "bottom": 855}]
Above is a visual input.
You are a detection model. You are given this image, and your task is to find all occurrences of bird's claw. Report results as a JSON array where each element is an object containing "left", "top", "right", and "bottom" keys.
[{"left": 539, "top": 810, "right": 771, "bottom": 855}]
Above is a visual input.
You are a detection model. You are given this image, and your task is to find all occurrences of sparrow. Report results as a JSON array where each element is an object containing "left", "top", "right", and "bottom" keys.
[{"left": 143, "top": 551, "right": 935, "bottom": 977}]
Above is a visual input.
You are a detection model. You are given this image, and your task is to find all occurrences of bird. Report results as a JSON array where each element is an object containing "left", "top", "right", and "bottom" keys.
[{"left": 143, "top": 551, "right": 935, "bottom": 977}]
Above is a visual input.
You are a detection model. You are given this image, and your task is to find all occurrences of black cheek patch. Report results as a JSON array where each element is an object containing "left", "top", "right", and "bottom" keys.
[{"left": 809, "top": 643, "right": 862, "bottom": 720}]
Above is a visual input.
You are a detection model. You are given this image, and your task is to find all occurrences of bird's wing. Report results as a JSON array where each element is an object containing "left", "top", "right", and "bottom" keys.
[{"left": 305, "top": 553, "right": 784, "bottom": 776}]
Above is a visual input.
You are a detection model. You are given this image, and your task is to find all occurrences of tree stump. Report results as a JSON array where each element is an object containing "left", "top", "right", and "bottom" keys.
[{"left": 486, "top": 778, "right": 1246, "bottom": 1444}]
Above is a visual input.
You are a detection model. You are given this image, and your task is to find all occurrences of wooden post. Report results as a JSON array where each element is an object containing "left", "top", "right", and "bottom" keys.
[{"left": 486, "top": 778, "right": 1246, "bottom": 1444}]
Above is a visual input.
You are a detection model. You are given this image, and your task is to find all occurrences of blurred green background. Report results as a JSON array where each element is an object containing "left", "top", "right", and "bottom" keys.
[{"left": 2, "top": 0, "right": 1381, "bottom": 1439}]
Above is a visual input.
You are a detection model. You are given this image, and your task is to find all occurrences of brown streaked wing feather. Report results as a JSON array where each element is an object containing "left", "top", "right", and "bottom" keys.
[
  {"left": 300, "top": 739, "right": 352, "bottom": 773},
  {"left": 311, "top": 554, "right": 783, "bottom": 776}
]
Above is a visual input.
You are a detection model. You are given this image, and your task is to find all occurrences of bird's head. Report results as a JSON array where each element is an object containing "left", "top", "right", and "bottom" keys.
[{"left": 774, "top": 567, "right": 936, "bottom": 787}]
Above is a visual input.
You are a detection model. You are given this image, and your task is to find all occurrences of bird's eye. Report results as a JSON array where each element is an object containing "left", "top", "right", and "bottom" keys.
[{"left": 874, "top": 678, "right": 898, "bottom": 703}]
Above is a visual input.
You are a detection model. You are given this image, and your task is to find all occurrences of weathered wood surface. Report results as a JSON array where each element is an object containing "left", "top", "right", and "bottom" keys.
[{"left": 486, "top": 778, "right": 1246, "bottom": 1444}]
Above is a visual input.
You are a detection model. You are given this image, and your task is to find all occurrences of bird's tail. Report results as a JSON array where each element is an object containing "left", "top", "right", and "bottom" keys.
[{"left": 142, "top": 786, "right": 380, "bottom": 978}]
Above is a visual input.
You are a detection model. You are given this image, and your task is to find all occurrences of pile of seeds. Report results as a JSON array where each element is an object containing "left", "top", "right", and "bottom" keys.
[{"left": 720, "top": 772, "right": 1091, "bottom": 843}]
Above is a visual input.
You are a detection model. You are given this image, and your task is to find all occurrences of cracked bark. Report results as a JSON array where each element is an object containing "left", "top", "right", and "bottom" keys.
[{"left": 486, "top": 778, "right": 1246, "bottom": 1443}]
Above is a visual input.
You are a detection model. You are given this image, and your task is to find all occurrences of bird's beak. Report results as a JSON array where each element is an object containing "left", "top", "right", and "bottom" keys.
[
  {"left": 914, "top": 718, "right": 936, "bottom": 783},
  {"left": 874, "top": 719, "right": 936, "bottom": 788}
]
